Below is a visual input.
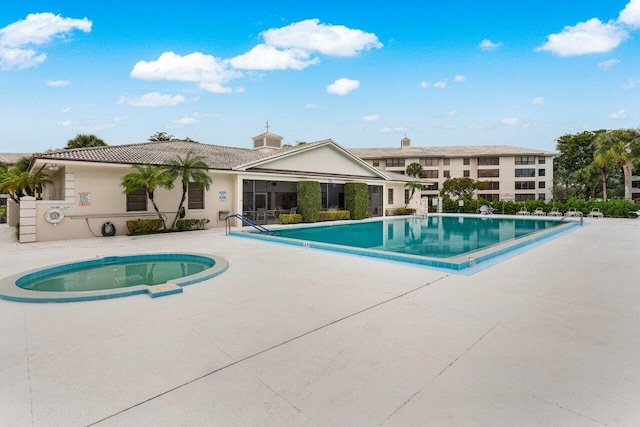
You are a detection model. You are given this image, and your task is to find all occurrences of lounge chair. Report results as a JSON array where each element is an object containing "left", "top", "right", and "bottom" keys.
[
  {"left": 630, "top": 210, "right": 640, "bottom": 219},
  {"left": 516, "top": 207, "right": 530, "bottom": 215},
  {"left": 532, "top": 207, "right": 546, "bottom": 216},
  {"left": 587, "top": 208, "right": 604, "bottom": 218},
  {"left": 564, "top": 207, "right": 582, "bottom": 217},
  {"left": 477, "top": 205, "right": 494, "bottom": 215},
  {"left": 548, "top": 207, "right": 562, "bottom": 216}
]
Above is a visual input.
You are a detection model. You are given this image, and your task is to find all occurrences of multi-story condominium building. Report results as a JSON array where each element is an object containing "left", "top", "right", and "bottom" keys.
[{"left": 349, "top": 137, "right": 556, "bottom": 202}]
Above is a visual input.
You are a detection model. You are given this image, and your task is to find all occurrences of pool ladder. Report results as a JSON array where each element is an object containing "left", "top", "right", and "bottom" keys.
[{"left": 224, "top": 214, "right": 273, "bottom": 235}]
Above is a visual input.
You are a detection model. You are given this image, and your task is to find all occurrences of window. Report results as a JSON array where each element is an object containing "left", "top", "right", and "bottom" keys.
[
  {"left": 388, "top": 188, "right": 394, "bottom": 204},
  {"left": 478, "top": 193, "right": 499, "bottom": 202},
  {"left": 442, "top": 158, "right": 450, "bottom": 166},
  {"left": 538, "top": 181, "right": 546, "bottom": 189},
  {"left": 463, "top": 158, "right": 470, "bottom": 165},
  {"left": 404, "top": 189, "right": 410, "bottom": 204},
  {"left": 478, "top": 169, "right": 500, "bottom": 178},
  {"left": 478, "top": 157, "right": 499, "bottom": 166},
  {"left": 482, "top": 181, "right": 500, "bottom": 190},
  {"left": 538, "top": 169, "right": 546, "bottom": 177},
  {"left": 515, "top": 168, "right": 535, "bottom": 178},
  {"left": 372, "top": 159, "right": 379, "bottom": 167},
  {"left": 188, "top": 182, "right": 205, "bottom": 209},
  {"left": 420, "top": 158, "right": 439, "bottom": 167},
  {"left": 463, "top": 170, "right": 470, "bottom": 177},
  {"left": 126, "top": 187, "right": 147, "bottom": 212},
  {"left": 515, "top": 181, "right": 535, "bottom": 190},
  {"left": 443, "top": 170, "right": 450, "bottom": 178},
  {"left": 515, "top": 156, "right": 536, "bottom": 165},
  {"left": 422, "top": 170, "right": 439, "bottom": 179},
  {"left": 515, "top": 194, "right": 535, "bottom": 201},
  {"left": 538, "top": 157, "right": 546, "bottom": 165},
  {"left": 633, "top": 181, "right": 640, "bottom": 188},
  {"left": 386, "top": 158, "right": 405, "bottom": 167},
  {"left": 538, "top": 193, "right": 546, "bottom": 200}
]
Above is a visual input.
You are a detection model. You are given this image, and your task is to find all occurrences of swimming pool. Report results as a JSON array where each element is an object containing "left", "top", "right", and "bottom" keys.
[
  {"left": 0, "top": 253, "right": 229, "bottom": 303},
  {"left": 232, "top": 215, "right": 578, "bottom": 270}
]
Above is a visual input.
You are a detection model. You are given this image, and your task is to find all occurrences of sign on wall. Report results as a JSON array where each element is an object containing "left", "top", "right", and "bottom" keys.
[
  {"left": 78, "top": 192, "right": 91, "bottom": 206},
  {"left": 218, "top": 191, "right": 227, "bottom": 202}
]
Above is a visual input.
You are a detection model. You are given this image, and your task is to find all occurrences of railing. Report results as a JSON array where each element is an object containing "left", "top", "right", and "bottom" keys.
[{"left": 225, "top": 213, "right": 272, "bottom": 235}]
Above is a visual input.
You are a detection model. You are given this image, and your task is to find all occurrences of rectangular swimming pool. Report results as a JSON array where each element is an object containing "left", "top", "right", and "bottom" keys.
[{"left": 231, "top": 214, "right": 579, "bottom": 270}]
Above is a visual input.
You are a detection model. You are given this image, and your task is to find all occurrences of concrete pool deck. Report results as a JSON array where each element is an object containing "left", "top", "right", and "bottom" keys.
[{"left": 1, "top": 217, "right": 639, "bottom": 426}]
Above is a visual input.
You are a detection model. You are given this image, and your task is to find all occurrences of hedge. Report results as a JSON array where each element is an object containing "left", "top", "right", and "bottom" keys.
[
  {"left": 126, "top": 219, "right": 164, "bottom": 235},
  {"left": 344, "top": 182, "right": 368, "bottom": 220},
  {"left": 175, "top": 218, "right": 210, "bottom": 231},
  {"left": 386, "top": 208, "right": 416, "bottom": 216},
  {"left": 279, "top": 213, "right": 303, "bottom": 224},
  {"left": 297, "top": 180, "right": 322, "bottom": 222},
  {"left": 318, "top": 210, "right": 351, "bottom": 221}
]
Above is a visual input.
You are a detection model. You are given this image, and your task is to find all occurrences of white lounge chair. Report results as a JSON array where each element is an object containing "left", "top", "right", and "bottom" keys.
[
  {"left": 548, "top": 207, "right": 562, "bottom": 216},
  {"left": 477, "top": 205, "right": 494, "bottom": 215},
  {"left": 532, "top": 207, "right": 546, "bottom": 216},
  {"left": 565, "top": 207, "right": 582, "bottom": 217},
  {"left": 587, "top": 208, "right": 604, "bottom": 218},
  {"left": 516, "top": 207, "right": 530, "bottom": 215}
]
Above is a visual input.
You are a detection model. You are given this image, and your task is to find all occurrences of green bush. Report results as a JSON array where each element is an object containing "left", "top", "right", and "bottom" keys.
[
  {"left": 318, "top": 210, "right": 350, "bottom": 221},
  {"left": 344, "top": 182, "right": 368, "bottom": 220},
  {"left": 297, "top": 181, "right": 322, "bottom": 222},
  {"left": 175, "top": 218, "right": 210, "bottom": 231},
  {"left": 279, "top": 213, "right": 303, "bottom": 224},
  {"left": 126, "top": 219, "right": 164, "bottom": 235},
  {"left": 387, "top": 208, "right": 416, "bottom": 216}
]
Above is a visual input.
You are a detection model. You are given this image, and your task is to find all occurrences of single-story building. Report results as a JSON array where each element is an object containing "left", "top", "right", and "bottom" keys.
[{"left": 18, "top": 131, "right": 427, "bottom": 243}]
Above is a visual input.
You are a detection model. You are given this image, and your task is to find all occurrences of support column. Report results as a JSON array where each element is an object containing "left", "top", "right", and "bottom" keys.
[{"left": 19, "top": 196, "right": 36, "bottom": 243}]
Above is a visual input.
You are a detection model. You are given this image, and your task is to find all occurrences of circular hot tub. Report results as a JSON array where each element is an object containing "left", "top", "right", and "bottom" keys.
[{"left": 0, "top": 253, "right": 228, "bottom": 303}]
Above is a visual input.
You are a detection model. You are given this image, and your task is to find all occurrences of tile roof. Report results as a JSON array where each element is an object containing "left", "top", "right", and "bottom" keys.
[
  {"left": 34, "top": 140, "right": 278, "bottom": 170},
  {"left": 348, "top": 145, "right": 556, "bottom": 158},
  {"left": 0, "top": 153, "right": 30, "bottom": 165}
]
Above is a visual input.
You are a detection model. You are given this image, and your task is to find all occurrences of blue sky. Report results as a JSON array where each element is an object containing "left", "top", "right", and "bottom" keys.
[{"left": 1, "top": 1, "right": 640, "bottom": 153}]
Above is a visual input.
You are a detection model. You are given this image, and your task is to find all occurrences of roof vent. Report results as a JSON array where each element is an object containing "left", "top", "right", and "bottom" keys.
[
  {"left": 401, "top": 136, "right": 411, "bottom": 148},
  {"left": 252, "top": 121, "right": 283, "bottom": 151}
]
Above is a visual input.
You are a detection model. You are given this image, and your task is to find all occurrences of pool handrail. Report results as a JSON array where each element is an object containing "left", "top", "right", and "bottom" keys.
[{"left": 225, "top": 213, "right": 272, "bottom": 235}]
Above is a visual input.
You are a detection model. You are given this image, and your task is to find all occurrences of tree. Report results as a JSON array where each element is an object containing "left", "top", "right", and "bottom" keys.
[
  {"left": 121, "top": 164, "right": 175, "bottom": 230},
  {"left": 554, "top": 130, "right": 603, "bottom": 199},
  {"left": 66, "top": 134, "right": 107, "bottom": 149},
  {"left": 595, "top": 128, "right": 640, "bottom": 201},
  {"left": 591, "top": 149, "right": 615, "bottom": 201},
  {"left": 14, "top": 156, "right": 33, "bottom": 172},
  {"left": 404, "top": 181, "right": 424, "bottom": 207},
  {"left": 0, "top": 168, "right": 50, "bottom": 202},
  {"left": 166, "top": 152, "right": 212, "bottom": 230},
  {"left": 149, "top": 132, "right": 175, "bottom": 142},
  {"left": 405, "top": 162, "right": 423, "bottom": 178},
  {"left": 440, "top": 177, "right": 485, "bottom": 199}
]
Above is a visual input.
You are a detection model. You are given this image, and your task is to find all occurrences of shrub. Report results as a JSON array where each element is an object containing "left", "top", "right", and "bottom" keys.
[
  {"left": 344, "top": 182, "right": 368, "bottom": 220},
  {"left": 318, "top": 210, "right": 350, "bottom": 221},
  {"left": 297, "top": 181, "right": 322, "bottom": 222},
  {"left": 279, "top": 213, "right": 303, "bottom": 224},
  {"left": 387, "top": 208, "right": 416, "bottom": 216},
  {"left": 126, "top": 219, "right": 164, "bottom": 235},
  {"left": 175, "top": 218, "right": 210, "bottom": 231}
]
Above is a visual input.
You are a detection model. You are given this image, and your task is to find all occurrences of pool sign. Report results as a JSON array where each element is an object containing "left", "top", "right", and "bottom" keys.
[
  {"left": 218, "top": 191, "right": 227, "bottom": 202},
  {"left": 79, "top": 192, "right": 91, "bottom": 206}
]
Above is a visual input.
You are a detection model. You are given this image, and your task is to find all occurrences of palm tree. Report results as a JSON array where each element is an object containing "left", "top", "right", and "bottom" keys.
[
  {"left": 591, "top": 149, "right": 615, "bottom": 201},
  {"left": 121, "top": 164, "right": 175, "bottom": 230},
  {"left": 595, "top": 128, "right": 640, "bottom": 201},
  {"left": 0, "top": 169, "right": 50, "bottom": 202},
  {"left": 405, "top": 162, "right": 423, "bottom": 178},
  {"left": 404, "top": 181, "right": 424, "bottom": 207},
  {"left": 65, "top": 134, "right": 108, "bottom": 149},
  {"left": 166, "top": 152, "right": 212, "bottom": 230}
]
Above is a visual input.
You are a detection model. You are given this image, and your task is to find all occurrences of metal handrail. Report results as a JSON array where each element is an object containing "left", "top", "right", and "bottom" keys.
[{"left": 225, "top": 213, "right": 272, "bottom": 235}]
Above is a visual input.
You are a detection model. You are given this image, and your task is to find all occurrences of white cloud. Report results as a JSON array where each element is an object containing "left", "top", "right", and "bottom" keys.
[
  {"left": 598, "top": 59, "right": 620, "bottom": 70},
  {"left": 420, "top": 81, "right": 429, "bottom": 89},
  {"left": 113, "top": 116, "right": 127, "bottom": 122},
  {"left": 502, "top": 117, "right": 520, "bottom": 126},
  {"left": 531, "top": 97, "right": 545, "bottom": 105},
  {"left": 536, "top": 18, "right": 628, "bottom": 56},
  {"left": 55, "top": 107, "right": 71, "bottom": 113},
  {"left": 622, "top": 78, "right": 640, "bottom": 89},
  {"left": 362, "top": 114, "right": 380, "bottom": 122},
  {"left": 131, "top": 52, "right": 242, "bottom": 93},
  {"left": 618, "top": 0, "right": 640, "bottom": 27},
  {"left": 454, "top": 75, "right": 467, "bottom": 82},
  {"left": 261, "top": 19, "right": 382, "bottom": 57},
  {"left": 609, "top": 108, "right": 626, "bottom": 119},
  {"left": 433, "top": 81, "right": 447, "bottom": 89},
  {"left": 445, "top": 110, "right": 456, "bottom": 117},
  {"left": 479, "top": 39, "right": 503, "bottom": 51},
  {"left": 117, "top": 92, "right": 186, "bottom": 107},
  {"left": 59, "top": 121, "right": 71, "bottom": 128},
  {"left": 46, "top": 79, "right": 70, "bottom": 87},
  {"left": 0, "top": 12, "right": 91, "bottom": 70},
  {"left": 230, "top": 44, "right": 319, "bottom": 70},
  {"left": 327, "top": 78, "right": 360, "bottom": 95},
  {"left": 305, "top": 103, "right": 322, "bottom": 109},
  {"left": 168, "top": 115, "right": 200, "bottom": 128},
  {"left": 379, "top": 127, "right": 391, "bottom": 133}
]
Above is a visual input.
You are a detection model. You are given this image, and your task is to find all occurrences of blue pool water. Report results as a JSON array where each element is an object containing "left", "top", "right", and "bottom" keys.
[
  {"left": 0, "top": 253, "right": 229, "bottom": 302},
  {"left": 234, "top": 215, "right": 576, "bottom": 270}
]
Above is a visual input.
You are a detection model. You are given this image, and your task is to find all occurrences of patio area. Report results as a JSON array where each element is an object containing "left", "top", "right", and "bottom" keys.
[{"left": 1, "top": 217, "right": 639, "bottom": 426}]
